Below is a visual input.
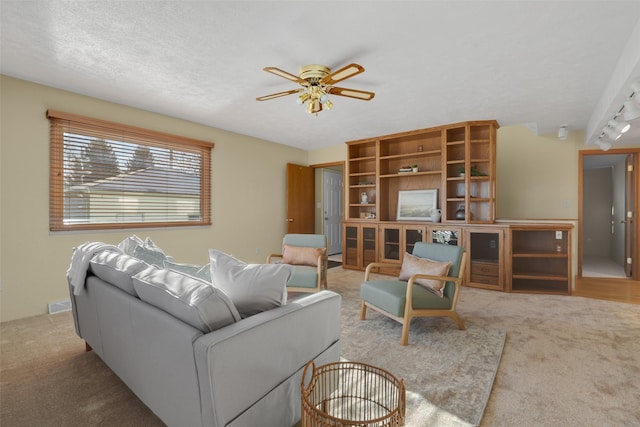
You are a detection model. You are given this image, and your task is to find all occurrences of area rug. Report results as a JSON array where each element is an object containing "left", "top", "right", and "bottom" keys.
[{"left": 332, "top": 269, "right": 506, "bottom": 427}]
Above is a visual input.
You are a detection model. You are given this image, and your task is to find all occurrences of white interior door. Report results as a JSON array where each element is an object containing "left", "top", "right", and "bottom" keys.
[{"left": 323, "top": 169, "right": 343, "bottom": 255}]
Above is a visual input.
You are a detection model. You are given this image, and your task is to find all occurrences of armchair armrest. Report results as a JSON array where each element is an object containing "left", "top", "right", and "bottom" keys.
[
  {"left": 406, "top": 273, "right": 462, "bottom": 303},
  {"left": 364, "top": 262, "right": 401, "bottom": 280}
]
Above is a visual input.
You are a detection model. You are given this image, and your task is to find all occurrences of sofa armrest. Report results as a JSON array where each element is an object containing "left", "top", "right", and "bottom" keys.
[{"left": 193, "top": 290, "right": 341, "bottom": 427}]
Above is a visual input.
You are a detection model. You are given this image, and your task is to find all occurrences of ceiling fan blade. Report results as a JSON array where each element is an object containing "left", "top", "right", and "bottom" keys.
[
  {"left": 263, "top": 67, "right": 307, "bottom": 85},
  {"left": 321, "top": 63, "right": 365, "bottom": 85},
  {"left": 328, "top": 86, "right": 375, "bottom": 101},
  {"left": 256, "top": 88, "right": 304, "bottom": 101}
]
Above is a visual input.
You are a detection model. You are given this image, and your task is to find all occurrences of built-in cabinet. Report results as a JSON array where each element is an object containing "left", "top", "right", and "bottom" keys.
[
  {"left": 466, "top": 227, "right": 504, "bottom": 291},
  {"left": 342, "top": 119, "right": 572, "bottom": 295},
  {"left": 508, "top": 226, "right": 572, "bottom": 295}
]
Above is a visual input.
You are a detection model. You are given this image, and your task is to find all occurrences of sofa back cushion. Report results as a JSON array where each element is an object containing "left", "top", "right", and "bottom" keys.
[
  {"left": 133, "top": 266, "right": 241, "bottom": 332},
  {"left": 89, "top": 251, "right": 148, "bottom": 296}
]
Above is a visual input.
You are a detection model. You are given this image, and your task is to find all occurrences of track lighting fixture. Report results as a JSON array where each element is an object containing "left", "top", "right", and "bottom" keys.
[
  {"left": 596, "top": 79, "right": 639, "bottom": 149},
  {"left": 607, "top": 118, "right": 631, "bottom": 134},
  {"left": 622, "top": 100, "right": 640, "bottom": 121},
  {"left": 603, "top": 126, "right": 622, "bottom": 141}
]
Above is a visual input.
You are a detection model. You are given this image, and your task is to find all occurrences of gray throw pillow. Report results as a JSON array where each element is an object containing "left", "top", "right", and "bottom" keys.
[
  {"left": 133, "top": 266, "right": 241, "bottom": 332},
  {"left": 209, "top": 249, "right": 293, "bottom": 318}
]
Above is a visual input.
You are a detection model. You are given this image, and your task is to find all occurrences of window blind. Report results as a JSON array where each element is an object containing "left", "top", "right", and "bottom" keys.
[{"left": 47, "top": 110, "right": 214, "bottom": 231}]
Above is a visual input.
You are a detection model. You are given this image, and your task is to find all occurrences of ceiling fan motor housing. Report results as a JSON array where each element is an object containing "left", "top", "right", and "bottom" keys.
[{"left": 299, "top": 64, "right": 330, "bottom": 81}]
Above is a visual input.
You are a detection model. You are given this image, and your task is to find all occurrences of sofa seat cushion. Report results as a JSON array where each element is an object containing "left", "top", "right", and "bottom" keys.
[
  {"left": 89, "top": 251, "right": 148, "bottom": 296},
  {"left": 209, "top": 249, "right": 293, "bottom": 318},
  {"left": 133, "top": 266, "right": 241, "bottom": 332},
  {"left": 287, "top": 265, "right": 318, "bottom": 289},
  {"left": 360, "top": 279, "right": 452, "bottom": 317}
]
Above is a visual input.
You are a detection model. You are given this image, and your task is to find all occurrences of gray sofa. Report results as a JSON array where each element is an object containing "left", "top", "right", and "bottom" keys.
[{"left": 69, "top": 249, "right": 341, "bottom": 427}]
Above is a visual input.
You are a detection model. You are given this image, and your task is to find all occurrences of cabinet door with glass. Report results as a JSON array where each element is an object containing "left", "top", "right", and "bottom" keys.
[
  {"left": 429, "top": 225, "right": 463, "bottom": 247},
  {"left": 403, "top": 225, "right": 428, "bottom": 256},
  {"left": 465, "top": 228, "right": 504, "bottom": 290},
  {"left": 342, "top": 222, "right": 378, "bottom": 270},
  {"left": 379, "top": 224, "right": 402, "bottom": 264}
]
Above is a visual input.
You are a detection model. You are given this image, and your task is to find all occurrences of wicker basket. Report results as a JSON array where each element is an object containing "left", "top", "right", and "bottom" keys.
[{"left": 301, "top": 361, "right": 406, "bottom": 427}]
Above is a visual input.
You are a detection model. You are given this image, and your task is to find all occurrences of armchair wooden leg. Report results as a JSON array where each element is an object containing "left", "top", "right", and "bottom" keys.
[
  {"left": 450, "top": 313, "right": 466, "bottom": 330},
  {"left": 400, "top": 321, "right": 410, "bottom": 346},
  {"left": 359, "top": 301, "right": 367, "bottom": 320}
]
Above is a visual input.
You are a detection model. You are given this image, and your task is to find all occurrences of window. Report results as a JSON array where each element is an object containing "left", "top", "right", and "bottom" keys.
[{"left": 47, "top": 110, "right": 214, "bottom": 231}]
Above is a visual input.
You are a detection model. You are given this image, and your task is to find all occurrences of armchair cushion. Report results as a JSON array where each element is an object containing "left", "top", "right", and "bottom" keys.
[
  {"left": 281, "top": 244, "right": 324, "bottom": 267},
  {"left": 287, "top": 265, "right": 319, "bottom": 289},
  {"left": 398, "top": 252, "right": 451, "bottom": 297},
  {"left": 360, "top": 279, "right": 452, "bottom": 317}
]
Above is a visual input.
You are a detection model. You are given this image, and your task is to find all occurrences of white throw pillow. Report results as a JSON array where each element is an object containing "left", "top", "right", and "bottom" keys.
[{"left": 209, "top": 249, "right": 293, "bottom": 318}]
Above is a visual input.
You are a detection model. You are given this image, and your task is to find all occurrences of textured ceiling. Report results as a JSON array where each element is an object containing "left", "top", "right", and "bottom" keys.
[{"left": 2, "top": 1, "right": 640, "bottom": 150}]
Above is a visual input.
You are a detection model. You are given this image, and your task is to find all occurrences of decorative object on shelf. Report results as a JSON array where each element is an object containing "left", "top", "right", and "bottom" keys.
[
  {"left": 256, "top": 63, "right": 375, "bottom": 115},
  {"left": 398, "top": 166, "right": 413, "bottom": 174},
  {"left": 430, "top": 208, "right": 442, "bottom": 223},
  {"left": 458, "top": 165, "right": 486, "bottom": 177},
  {"left": 418, "top": 144, "right": 424, "bottom": 152},
  {"left": 360, "top": 192, "right": 369, "bottom": 204},
  {"left": 455, "top": 204, "right": 466, "bottom": 220},
  {"left": 396, "top": 189, "right": 438, "bottom": 221},
  {"left": 412, "top": 164, "right": 418, "bottom": 173}
]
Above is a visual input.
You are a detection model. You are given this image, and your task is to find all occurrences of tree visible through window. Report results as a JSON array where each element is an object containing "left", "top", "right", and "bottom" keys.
[{"left": 48, "top": 110, "right": 214, "bottom": 231}]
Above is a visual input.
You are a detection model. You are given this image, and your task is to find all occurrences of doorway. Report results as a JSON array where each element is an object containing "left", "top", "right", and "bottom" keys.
[{"left": 579, "top": 150, "right": 637, "bottom": 279}]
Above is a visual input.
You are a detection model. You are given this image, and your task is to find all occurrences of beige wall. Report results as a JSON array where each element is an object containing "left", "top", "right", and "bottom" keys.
[
  {"left": 2, "top": 75, "right": 633, "bottom": 321},
  {"left": 0, "top": 75, "right": 308, "bottom": 321},
  {"left": 496, "top": 125, "right": 581, "bottom": 220}
]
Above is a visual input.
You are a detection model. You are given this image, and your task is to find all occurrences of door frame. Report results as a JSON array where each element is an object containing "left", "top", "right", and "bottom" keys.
[
  {"left": 578, "top": 148, "right": 639, "bottom": 281},
  {"left": 311, "top": 161, "right": 345, "bottom": 248}
]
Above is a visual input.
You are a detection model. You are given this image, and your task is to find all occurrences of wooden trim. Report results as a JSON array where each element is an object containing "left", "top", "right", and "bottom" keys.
[{"left": 46, "top": 109, "right": 215, "bottom": 149}]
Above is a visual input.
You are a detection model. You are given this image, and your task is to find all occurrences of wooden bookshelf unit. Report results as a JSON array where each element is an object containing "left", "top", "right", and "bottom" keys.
[{"left": 342, "top": 120, "right": 573, "bottom": 295}]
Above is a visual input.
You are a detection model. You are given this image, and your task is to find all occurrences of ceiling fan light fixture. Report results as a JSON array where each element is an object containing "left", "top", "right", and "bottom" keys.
[
  {"left": 257, "top": 62, "right": 374, "bottom": 115},
  {"left": 324, "top": 99, "right": 334, "bottom": 110},
  {"left": 296, "top": 92, "right": 310, "bottom": 105},
  {"left": 607, "top": 118, "right": 631, "bottom": 134}
]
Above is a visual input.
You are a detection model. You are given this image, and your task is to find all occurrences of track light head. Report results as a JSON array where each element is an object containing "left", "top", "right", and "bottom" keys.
[
  {"left": 607, "top": 118, "right": 631, "bottom": 134},
  {"left": 603, "top": 126, "right": 622, "bottom": 141}
]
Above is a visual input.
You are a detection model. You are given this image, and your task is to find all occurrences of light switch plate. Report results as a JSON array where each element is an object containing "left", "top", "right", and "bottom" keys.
[{"left": 555, "top": 231, "right": 563, "bottom": 239}]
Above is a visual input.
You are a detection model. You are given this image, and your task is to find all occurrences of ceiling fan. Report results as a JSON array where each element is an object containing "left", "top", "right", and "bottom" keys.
[{"left": 256, "top": 63, "right": 375, "bottom": 114}]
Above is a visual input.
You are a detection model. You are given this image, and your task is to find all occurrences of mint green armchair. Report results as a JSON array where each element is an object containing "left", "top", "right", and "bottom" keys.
[
  {"left": 267, "top": 234, "right": 328, "bottom": 293},
  {"left": 360, "top": 242, "right": 467, "bottom": 345}
]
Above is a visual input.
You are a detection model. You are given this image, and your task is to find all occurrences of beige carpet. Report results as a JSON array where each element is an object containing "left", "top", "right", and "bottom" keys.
[{"left": 2, "top": 267, "right": 639, "bottom": 426}]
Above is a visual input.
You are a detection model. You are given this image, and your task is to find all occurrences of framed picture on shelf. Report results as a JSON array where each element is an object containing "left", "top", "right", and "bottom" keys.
[{"left": 396, "top": 189, "right": 438, "bottom": 221}]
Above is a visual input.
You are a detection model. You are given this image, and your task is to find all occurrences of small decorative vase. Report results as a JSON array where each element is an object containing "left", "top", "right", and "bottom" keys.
[
  {"left": 361, "top": 192, "right": 368, "bottom": 204},
  {"left": 455, "top": 205, "right": 466, "bottom": 220},
  {"left": 430, "top": 209, "right": 441, "bottom": 223}
]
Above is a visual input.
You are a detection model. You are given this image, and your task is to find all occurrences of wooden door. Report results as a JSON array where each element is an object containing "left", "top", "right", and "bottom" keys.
[
  {"left": 624, "top": 154, "right": 635, "bottom": 277},
  {"left": 286, "top": 163, "right": 315, "bottom": 234}
]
